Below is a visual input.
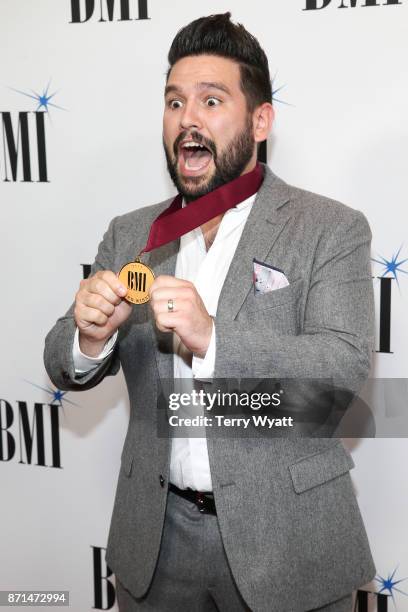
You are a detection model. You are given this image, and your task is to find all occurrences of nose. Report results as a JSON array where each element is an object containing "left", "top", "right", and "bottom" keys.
[{"left": 180, "top": 99, "right": 202, "bottom": 131}]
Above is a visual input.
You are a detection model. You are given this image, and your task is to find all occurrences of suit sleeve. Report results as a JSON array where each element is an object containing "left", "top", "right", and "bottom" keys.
[
  {"left": 43, "top": 216, "right": 121, "bottom": 391},
  {"left": 214, "top": 210, "right": 374, "bottom": 393}
]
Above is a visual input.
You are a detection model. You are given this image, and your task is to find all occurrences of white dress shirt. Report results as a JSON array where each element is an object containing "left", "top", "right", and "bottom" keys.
[{"left": 73, "top": 193, "right": 256, "bottom": 491}]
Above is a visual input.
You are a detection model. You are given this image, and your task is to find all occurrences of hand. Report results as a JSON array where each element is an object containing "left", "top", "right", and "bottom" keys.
[
  {"left": 74, "top": 270, "right": 132, "bottom": 357},
  {"left": 149, "top": 275, "right": 213, "bottom": 358}
]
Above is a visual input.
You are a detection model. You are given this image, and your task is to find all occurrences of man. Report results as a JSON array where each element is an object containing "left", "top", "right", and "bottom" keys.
[{"left": 44, "top": 13, "right": 375, "bottom": 612}]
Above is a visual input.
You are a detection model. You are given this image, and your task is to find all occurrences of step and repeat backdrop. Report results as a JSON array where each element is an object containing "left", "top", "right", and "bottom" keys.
[{"left": 1, "top": 1, "right": 407, "bottom": 610}]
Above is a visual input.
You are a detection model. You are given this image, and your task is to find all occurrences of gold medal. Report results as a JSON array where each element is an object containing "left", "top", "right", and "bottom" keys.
[{"left": 118, "top": 258, "right": 155, "bottom": 305}]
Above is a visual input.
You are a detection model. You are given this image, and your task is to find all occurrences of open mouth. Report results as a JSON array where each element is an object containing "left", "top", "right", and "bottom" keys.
[{"left": 179, "top": 141, "right": 213, "bottom": 174}]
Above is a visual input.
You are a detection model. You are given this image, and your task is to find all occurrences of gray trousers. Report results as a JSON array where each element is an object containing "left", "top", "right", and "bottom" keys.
[{"left": 116, "top": 490, "right": 353, "bottom": 612}]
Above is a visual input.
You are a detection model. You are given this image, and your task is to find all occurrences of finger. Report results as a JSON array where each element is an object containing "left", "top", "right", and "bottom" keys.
[
  {"left": 155, "top": 321, "right": 173, "bottom": 333},
  {"left": 86, "top": 275, "right": 126, "bottom": 304},
  {"left": 95, "top": 270, "right": 127, "bottom": 296},
  {"left": 150, "top": 275, "right": 193, "bottom": 294},
  {"left": 150, "top": 286, "right": 195, "bottom": 306},
  {"left": 156, "top": 311, "right": 181, "bottom": 331},
  {"left": 81, "top": 292, "right": 116, "bottom": 317},
  {"left": 151, "top": 298, "right": 190, "bottom": 317},
  {"left": 75, "top": 305, "right": 109, "bottom": 328}
]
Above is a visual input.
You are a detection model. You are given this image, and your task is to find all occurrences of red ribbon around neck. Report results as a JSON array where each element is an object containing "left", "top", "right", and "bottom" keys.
[{"left": 139, "top": 162, "right": 264, "bottom": 255}]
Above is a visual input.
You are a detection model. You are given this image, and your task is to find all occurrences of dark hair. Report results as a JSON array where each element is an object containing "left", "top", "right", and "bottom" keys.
[{"left": 167, "top": 12, "right": 272, "bottom": 112}]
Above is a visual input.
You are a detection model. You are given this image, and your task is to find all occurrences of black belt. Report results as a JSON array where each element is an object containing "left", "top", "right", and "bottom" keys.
[{"left": 168, "top": 483, "right": 217, "bottom": 515}]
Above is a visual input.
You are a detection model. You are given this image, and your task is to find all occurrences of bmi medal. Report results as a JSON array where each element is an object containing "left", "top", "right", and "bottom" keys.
[{"left": 118, "top": 258, "right": 155, "bottom": 305}]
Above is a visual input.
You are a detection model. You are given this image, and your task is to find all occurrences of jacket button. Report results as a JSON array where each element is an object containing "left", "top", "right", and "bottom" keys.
[{"left": 159, "top": 475, "right": 165, "bottom": 487}]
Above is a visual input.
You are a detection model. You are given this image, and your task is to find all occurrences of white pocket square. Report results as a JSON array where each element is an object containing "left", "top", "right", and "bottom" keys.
[{"left": 253, "top": 258, "right": 290, "bottom": 294}]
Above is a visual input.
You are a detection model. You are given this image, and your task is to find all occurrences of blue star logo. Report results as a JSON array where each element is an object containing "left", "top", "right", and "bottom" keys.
[
  {"left": 375, "top": 567, "right": 408, "bottom": 604},
  {"left": 10, "top": 79, "right": 66, "bottom": 113},
  {"left": 24, "top": 380, "right": 80, "bottom": 409},
  {"left": 271, "top": 71, "right": 291, "bottom": 107},
  {"left": 372, "top": 245, "right": 408, "bottom": 289}
]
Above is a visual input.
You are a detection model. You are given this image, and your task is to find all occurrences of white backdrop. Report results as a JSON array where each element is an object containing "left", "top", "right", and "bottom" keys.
[{"left": 1, "top": 0, "right": 407, "bottom": 610}]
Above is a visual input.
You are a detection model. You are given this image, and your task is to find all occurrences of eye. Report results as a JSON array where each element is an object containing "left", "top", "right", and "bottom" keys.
[
  {"left": 206, "top": 97, "right": 221, "bottom": 107},
  {"left": 168, "top": 99, "right": 183, "bottom": 110}
]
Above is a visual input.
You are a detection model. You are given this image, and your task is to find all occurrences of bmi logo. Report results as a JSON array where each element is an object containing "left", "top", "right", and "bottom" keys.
[
  {"left": 1, "top": 82, "right": 64, "bottom": 183},
  {"left": 1, "top": 112, "right": 48, "bottom": 182},
  {"left": 0, "top": 381, "right": 77, "bottom": 468},
  {"left": 304, "top": 0, "right": 401, "bottom": 8},
  {"left": 373, "top": 246, "right": 407, "bottom": 354},
  {"left": 92, "top": 547, "right": 116, "bottom": 609},
  {"left": 355, "top": 589, "right": 390, "bottom": 610},
  {"left": 70, "top": 0, "right": 150, "bottom": 23},
  {"left": 0, "top": 398, "right": 62, "bottom": 468},
  {"left": 355, "top": 567, "right": 408, "bottom": 610},
  {"left": 81, "top": 264, "right": 92, "bottom": 279}
]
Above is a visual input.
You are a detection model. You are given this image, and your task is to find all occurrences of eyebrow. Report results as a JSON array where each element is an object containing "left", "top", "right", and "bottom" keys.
[{"left": 164, "top": 81, "right": 232, "bottom": 97}]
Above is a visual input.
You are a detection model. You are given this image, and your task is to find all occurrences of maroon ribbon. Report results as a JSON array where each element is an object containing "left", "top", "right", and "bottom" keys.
[{"left": 140, "top": 162, "right": 264, "bottom": 255}]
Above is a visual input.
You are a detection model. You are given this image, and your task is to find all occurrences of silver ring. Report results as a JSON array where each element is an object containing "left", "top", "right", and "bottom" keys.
[{"left": 167, "top": 298, "right": 174, "bottom": 313}]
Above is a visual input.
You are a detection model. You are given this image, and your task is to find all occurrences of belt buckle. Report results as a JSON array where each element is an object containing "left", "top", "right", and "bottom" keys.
[{"left": 195, "top": 492, "right": 207, "bottom": 513}]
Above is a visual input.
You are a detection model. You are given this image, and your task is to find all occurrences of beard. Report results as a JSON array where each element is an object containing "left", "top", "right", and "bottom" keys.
[{"left": 163, "top": 114, "right": 255, "bottom": 202}]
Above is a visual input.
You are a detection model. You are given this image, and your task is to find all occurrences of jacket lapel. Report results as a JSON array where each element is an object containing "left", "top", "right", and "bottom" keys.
[
  {"left": 147, "top": 239, "right": 179, "bottom": 381},
  {"left": 216, "top": 165, "right": 292, "bottom": 322}
]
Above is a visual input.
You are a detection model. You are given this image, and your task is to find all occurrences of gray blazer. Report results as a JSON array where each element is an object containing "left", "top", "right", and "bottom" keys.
[{"left": 44, "top": 165, "right": 376, "bottom": 611}]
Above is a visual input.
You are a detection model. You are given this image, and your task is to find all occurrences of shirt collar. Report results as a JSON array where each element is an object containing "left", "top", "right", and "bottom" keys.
[{"left": 181, "top": 191, "right": 257, "bottom": 211}]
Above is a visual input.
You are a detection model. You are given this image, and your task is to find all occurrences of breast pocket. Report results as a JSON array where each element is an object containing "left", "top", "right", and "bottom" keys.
[
  {"left": 246, "top": 278, "right": 304, "bottom": 312},
  {"left": 239, "top": 278, "right": 304, "bottom": 334}
]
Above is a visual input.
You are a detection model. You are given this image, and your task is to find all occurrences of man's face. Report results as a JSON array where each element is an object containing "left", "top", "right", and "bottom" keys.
[{"left": 163, "top": 54, "right": 256, "bottom": 201}]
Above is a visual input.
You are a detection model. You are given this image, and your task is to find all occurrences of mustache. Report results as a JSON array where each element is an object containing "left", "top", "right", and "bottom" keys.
[{"left": 173, "top": 131, "right": 217, "bottom": 159}]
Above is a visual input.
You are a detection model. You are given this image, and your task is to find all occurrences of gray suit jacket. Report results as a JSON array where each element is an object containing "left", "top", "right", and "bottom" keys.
[{"left": 44, "top": 165, "right": 376, "bottom": 611}]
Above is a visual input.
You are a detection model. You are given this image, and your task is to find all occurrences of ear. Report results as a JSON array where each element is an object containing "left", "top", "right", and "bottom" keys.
[{"left": 253, "top": 103, "right": 274, "bottom": 143}]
